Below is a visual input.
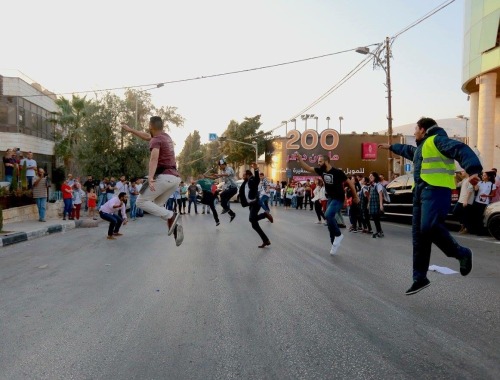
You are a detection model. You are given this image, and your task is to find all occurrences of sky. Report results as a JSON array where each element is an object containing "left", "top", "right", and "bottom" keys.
[{"left": 1, "top": 0, "right": 468, "bottom": 153}]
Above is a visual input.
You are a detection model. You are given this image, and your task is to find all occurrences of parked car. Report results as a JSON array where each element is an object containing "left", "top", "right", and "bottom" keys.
[
  {"left": 483, "top": 202, "right": 500, "bottom": 240},
  {"left": 217, "top": 179, "right": 244, "bottom": 202},
  {"left": 383, "top": 174, "right": 459, "bottom": 223}
]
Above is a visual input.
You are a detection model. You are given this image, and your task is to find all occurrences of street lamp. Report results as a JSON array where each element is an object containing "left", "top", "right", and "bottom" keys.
[
  {"left": 456, "top": 115, "right": 469, "bottom": 145},
  {"left": 218, "top": 137, "right": 258, "bottom": 164},
  {"left": 135, "top": 83, "right": 164, "bottom": 128},
  {"left": 314, "top": 116, "right": 319, "bottom": 132},
  {"left": 356, "top": 37, "right": 393, "bottom": 179},
  {"left": 281, "top": 120, "right": 288, "bottom": 136},
  {"left": 326, "top": 116, "right": 330, "bottom": 129},
  {"left": 339, "top": 116, "right": 344, "bottom": 134},
  {"left": 291, "top": 118, "right": 297, "bottom": 130},
  {"left": 301, "top": 114, "right": 315, "bottom": 131}
]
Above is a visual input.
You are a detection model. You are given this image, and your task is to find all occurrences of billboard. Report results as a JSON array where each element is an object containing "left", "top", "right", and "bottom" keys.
[{"left": 269, "top": 129, "right": 392, "bottom": 181}]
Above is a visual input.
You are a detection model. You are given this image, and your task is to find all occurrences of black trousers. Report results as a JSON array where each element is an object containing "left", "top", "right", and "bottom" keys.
[
  {"left": 220, "top": 186, "right": 237, "bottom": 216},
  {"left": 99, "top": 211, "right": 123, "bottom": 237},
  {"left": 201, "top": 190, "right": 219, "bottom": 223},
  {"left": 305, "top": 191, "right": 312, "bottom": 209},
  {"left": 249, "top": 202, "right": 269, "bottom": 243},
  {"left": 314, "top": 200, "right": 325, "bottom": 221}
]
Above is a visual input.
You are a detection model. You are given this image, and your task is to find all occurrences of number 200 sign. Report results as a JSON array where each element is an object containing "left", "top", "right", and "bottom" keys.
[{"left": 285, "top": 129, "right": 340, "bottom": 151}]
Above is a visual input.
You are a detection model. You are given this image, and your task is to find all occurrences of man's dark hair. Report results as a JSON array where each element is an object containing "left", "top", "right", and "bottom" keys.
[
  {"left": 149, "top": 116, "right": 164, "bottom": 130},
  {"left": 118, "top": 192, "right": 127, "bottom": 199},
  {"left": 417, "top": 117, "right": 437, "bottom": 131},
  {"left": 318, "top": 154, "right": 330, "bottom": 163},
  {"left": 245, "top": 170, "right": 253, "bottom": 176}
]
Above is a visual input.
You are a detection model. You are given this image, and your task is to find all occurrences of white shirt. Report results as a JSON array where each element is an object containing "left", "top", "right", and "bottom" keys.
[
  {"left": 458, "top": 178, "right": 474, "bottom": 205},
  {"left": 99, "top": 196, "right": 127, "bottom": 218},
  {"left": 20, "top": 158, "right": 37, "bottom": 177},
  {"left": 312, "top": 185, "right": 326, "bottom": 202},
  {"left": 475, "top": 181, "right": 496, "bottom": 205}
]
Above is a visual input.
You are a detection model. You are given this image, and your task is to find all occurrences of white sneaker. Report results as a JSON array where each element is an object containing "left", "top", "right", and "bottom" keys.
[
  {"left": 330, "top": 234, "right": 344, "bottom": 255},
  {"left": 174, "top": 224, "right": 184, "bottom": 247},
  {"left": 330, "top": 243, "right": 338, "bottom": 255},
  {"left": 333, "top": 234, "right": 344, "bottom": 247}
]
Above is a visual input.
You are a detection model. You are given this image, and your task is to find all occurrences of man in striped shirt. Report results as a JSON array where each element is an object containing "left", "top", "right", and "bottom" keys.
[{"left": 32, "top": 168, "right": 49, "bottom": 222}]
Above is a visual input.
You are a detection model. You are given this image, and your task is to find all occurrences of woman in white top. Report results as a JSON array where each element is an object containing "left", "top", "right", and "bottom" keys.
[
  {"left": 311, "top": 178, "right": 326, "bottom": 223},
  {"left": 471, "top": 171, "right": 497, "bottom": 234}
]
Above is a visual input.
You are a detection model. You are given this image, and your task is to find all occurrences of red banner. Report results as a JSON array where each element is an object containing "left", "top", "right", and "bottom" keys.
[{"left": 361, "top": 142, "right": 378, "bottom": 160}]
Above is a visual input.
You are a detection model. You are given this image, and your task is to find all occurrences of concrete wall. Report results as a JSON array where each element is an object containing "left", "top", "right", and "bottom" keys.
[{"left": 2, "top": 200, "right": 62, "bottom": 224}]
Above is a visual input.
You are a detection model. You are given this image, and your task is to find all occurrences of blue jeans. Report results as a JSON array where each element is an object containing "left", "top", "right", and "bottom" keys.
[
  {"left": 188, "top": 195, "right": 198, "bottom": 213},
  {"left": 63, "top": 198, "right": 73, "bottom": 218},
  {"left": 4, "top": 175, "right": 13, "bottom": 184},
  {"left": 99, "top": 211, "right": 123, "bottom": 237},
  {"left": 35, "top": 197, "right": 46, "bottom": 221},
  {"left": 412, "top": 183, "right": 467, "bottom": 281},
  {"left": 325, "top": 198, "right": 343, "bottom": 244},
  {"left": 130, "top": 196, "right": 137, "bottom": 218},
  {"left": 260, "top": 194, "right": 270, "bottom": 213}
]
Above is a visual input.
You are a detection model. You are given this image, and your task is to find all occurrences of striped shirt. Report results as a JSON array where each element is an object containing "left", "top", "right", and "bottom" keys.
[{"left": 32, "top": 176, "right": 48, "bottom": 199}]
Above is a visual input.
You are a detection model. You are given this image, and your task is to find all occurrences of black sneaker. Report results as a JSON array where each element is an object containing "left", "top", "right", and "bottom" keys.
[
  {"left": 405, "top": 278, "right": 431, "bottom": 295},
  {"left": 377, "top": 232, "right": 384, "bottom": 238},
  {"left": 459, "top": 248, "right": 473, "bottom": 276},
  {"left": 230, "top": 214, "right": 236, "bottom": 222},
  {"left": 216, "top": 221, "right": 220, "bottom": 226}
]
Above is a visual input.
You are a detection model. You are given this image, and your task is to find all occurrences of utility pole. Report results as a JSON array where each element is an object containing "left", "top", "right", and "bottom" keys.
[{"left": 385, "top": 36, "right": 393, "bottom": 180}]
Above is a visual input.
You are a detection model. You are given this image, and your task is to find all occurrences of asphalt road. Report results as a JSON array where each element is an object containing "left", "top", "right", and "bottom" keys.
[{"left": 1, "top": 204, "right": 499, "bottom": 380}]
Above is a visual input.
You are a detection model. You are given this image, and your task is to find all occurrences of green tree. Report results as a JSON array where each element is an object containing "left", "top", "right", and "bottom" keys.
[
  {"left": 220, "top": 115, "right": 268, "bottom": 168},
  {"left": 177, "top": 131, "right": 204, "bottom": 178},
  {"left": 53, "top": 95, "right": 90, "bottom": 173}
]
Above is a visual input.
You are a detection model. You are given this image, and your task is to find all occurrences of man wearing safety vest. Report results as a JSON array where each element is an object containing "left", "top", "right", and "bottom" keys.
[{"left": 379, "top": 117, "right": 482, "bottom": 295}]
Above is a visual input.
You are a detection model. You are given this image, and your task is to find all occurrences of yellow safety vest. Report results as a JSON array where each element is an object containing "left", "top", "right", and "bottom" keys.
[{"left": 420, "top": 135, "right": 456, "bottom": 189}]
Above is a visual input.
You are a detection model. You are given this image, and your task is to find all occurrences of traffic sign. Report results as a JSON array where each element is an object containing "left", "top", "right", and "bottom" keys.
[{"left": 209, "top": 133, "right": 218, "bottom": 141}]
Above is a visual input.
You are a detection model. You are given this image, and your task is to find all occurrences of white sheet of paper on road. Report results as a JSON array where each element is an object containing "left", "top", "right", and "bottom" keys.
[{"left": 428, "top": 265, "right": 458, "bottom": 275}]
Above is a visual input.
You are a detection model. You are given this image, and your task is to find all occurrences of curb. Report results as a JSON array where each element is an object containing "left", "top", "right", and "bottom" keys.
[{"left": 0, "top": 221, "right": 77, "bottom": 248}]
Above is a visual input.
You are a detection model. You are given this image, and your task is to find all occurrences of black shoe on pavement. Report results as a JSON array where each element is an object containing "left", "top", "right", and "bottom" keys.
[
  {"left": 230, "top": 214, "right": 236, "bottom": 222},
  {"left": 216, "top": 221, "right": 220, "bottom": 226},
  {"left": 405, "top": 278, "right": 431, "bottom": 295},
  {"left": 459, "top": 248, "right": 473, "bottom": 276}
]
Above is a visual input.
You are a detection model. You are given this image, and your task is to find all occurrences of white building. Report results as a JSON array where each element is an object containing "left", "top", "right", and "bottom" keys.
[{"left": 0, "top": 73, "right": 58, "bottom": 177}]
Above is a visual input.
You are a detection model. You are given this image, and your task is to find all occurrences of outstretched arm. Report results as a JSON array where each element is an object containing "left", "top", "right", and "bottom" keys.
[
  {"left": 295, "top": 154, "right": 316, "bottom": 174},
  {"left": 378, "top": 143, "right": 415, "bottom": 161},
  {"left": 121, "top": 123, "right": 151, "bottom": 141}
]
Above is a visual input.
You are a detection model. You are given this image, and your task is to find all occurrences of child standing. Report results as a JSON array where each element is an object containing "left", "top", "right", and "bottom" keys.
[{"left": 87, "top": 187, "right": 98, "bottom": 220}]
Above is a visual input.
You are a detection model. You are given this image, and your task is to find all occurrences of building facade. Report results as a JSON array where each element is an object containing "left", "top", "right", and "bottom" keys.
[
  {"left": 0, "top": 74, "right": 58, "bottom": 179},
  {"left": 462, "top": 0, "right": 500, "bottom": 170}
]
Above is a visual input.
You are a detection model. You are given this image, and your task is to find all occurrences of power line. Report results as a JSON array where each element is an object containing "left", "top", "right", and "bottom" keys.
[
  {"left": 21, "top": 44, "right": 380, "bottom": 98},
  {"left": 253, "top": 0, "right": 457, "bottom": 139},
  {"left": 250, "top": 54, "right": 374, "bottom": 138},
  {"left": 392, "top": 0, "right": 456, "bottom": 39}
]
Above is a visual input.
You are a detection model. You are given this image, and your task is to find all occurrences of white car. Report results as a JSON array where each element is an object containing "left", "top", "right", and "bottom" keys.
[{"left": 483, "top": 202, "right": 500, "bottom": 240}]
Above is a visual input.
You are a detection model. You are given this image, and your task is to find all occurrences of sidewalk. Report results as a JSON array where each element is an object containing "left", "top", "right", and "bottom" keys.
[{"left": 0, "top": 217, "right": 99, "bottom": 247}]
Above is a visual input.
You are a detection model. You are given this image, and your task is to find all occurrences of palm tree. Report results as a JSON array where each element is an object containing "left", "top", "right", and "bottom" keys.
[{"left": 53, "top": 95, "right": 89, "bottom": 172}]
